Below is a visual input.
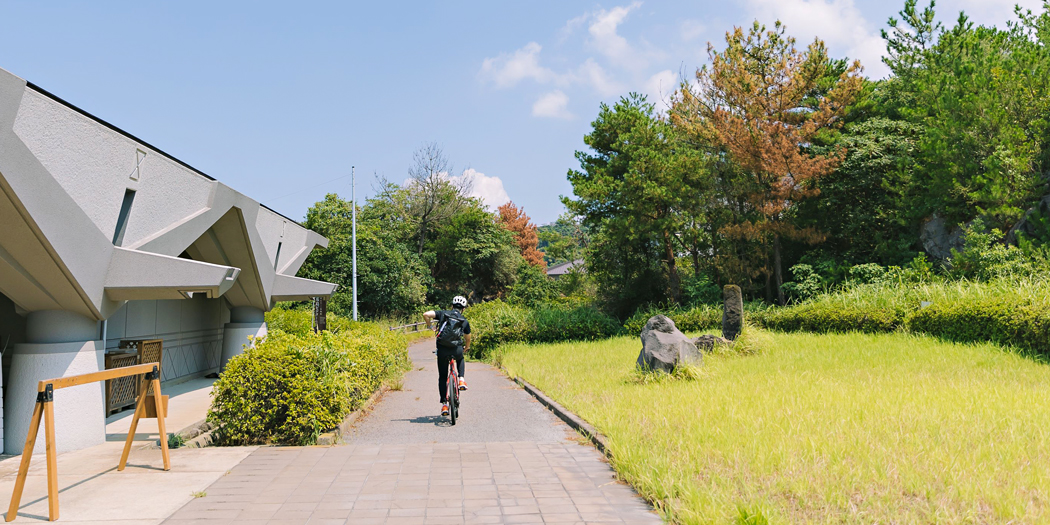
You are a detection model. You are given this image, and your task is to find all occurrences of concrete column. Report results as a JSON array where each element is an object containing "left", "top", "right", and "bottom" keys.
[
  {"left": 4, "top": 310, "right": 105, "bottom": 455},
  {"left": 220, "top": 306, "right": 266, "bottom": 372}
]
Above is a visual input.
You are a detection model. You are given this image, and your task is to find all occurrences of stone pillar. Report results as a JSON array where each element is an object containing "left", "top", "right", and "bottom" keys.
[
  {"left": 722, "top": 285, "right": 743, "bottom": 341},
  {"left": 220, "top": 306, "right": 266, "bottom": 372},
  {"left": 4, "top": 310, "right": 105, "bottom": 455}
]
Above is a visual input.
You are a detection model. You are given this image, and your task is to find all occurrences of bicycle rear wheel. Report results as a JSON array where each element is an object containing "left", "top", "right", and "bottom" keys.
[{"left": 448, "top": 369, "right": 458, "bottom": 425}]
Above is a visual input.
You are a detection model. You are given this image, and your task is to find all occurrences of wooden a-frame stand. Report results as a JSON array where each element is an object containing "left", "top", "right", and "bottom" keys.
[{"left": 5, "top": 363, "right": 171, "bottom": 522}]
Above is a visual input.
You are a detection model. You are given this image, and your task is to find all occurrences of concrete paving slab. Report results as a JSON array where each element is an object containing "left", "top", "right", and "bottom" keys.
[
  {"left": 161, "top": 339, "right": 663, "bottom": 524},
  {"left": 0, "top": 441, "right": 255, "bottom": 523},
  {"left": 105, "top": 377, "right": 216, "bottom": 444}
]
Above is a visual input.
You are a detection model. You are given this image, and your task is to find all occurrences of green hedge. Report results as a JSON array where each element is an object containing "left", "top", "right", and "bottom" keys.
[
  {"left": 752, "top": 303, "right": 905, "bottom": 333},
  {"left": 620, "top": 280, "right": 1050, "bottom": 356},
  {"left": 208, "top": 320, "right": 408, "bottom": 445},
  {"left": 623, "top": 305, "right": 723, "bottom": 335},
  {"left": 468, "top": 300, "right": 622, "bottom": 358},
  {"left": 265, "top": 305, "right": 355, "bottom": 335},
  {"left": 908, "top": 297, "right": 1050, "bottom": 355}
]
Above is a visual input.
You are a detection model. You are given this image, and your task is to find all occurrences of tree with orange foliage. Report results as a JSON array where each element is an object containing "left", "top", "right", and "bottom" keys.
[
  {"left": 498, "top": 202, "right": 546, "bottom": 270},
  {"left": 672, "top": 20, "right": 863, "bottom": 304}
]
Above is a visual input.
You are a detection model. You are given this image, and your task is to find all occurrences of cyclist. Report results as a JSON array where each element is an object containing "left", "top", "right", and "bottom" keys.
[{"left": 423, "top": 296, "right": 472, "bottom": 416}]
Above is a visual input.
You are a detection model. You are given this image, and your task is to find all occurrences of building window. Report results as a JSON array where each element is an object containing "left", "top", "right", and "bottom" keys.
[
  {"left": 274, "top": 242, "right": 282, "bottom": 270},
  {"left": 112, "top": 189, "right": 136, "bottom": 246}
]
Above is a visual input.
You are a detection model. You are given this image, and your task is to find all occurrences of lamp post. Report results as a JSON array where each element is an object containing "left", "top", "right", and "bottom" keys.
[{"left": 352, "top": 166, "right": 358, "bottom": 321}]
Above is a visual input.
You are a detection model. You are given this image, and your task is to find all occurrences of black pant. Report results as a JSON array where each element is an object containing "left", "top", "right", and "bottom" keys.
[{"left": 437, "top": 345, "right": 465, "bottom": 403}]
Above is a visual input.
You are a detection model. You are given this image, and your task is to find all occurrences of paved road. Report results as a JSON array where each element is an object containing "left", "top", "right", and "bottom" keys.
[
  {"left": 164, "top": 339, "right": 662, "bottom": 524},
  {"left": 346, "top": 337, "right": 570, "bottom": 444}
]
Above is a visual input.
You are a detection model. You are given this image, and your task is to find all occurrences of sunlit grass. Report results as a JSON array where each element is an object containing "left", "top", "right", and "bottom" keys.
[
  {"left": 801, "top": 277, "right": 1050, "bottom": 312},
  {"left": 501, "top": 331, "right": 1050, "bottom": 524}
]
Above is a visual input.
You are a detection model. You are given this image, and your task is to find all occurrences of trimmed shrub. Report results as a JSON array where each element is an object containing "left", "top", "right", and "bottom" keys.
[
  {"left": 208, "top": 322, "right": 408, "bottom": 445},
  {"left": 623, "top": 305, "right": 722, "bottom": 335},
  {"left": 530, "top": 305, "right": 622, "bottom": 344},
  {"left": 466, "top": 300, "right": 622, "bottom": 358},
  {"left": 465, "top": 301, "right": 533, "bottom": 358},
  {"left": 754, "top": 302, "right": 905, "bottom": 333},
  {"left": 265, "top": 305, "right": 355, "bottom": 335},
  {"left": 907, "top": 297, "right": 1050, "bottom": 355}
]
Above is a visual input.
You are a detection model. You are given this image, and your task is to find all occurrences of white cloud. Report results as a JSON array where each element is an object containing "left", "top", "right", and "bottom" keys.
[
  {"left": 558, "top": 12, "right": 590, "bottom": 42},
  {"left": 644, "top": 69, "right": 678, "bottom": 112},
  {"left": 401, "top": 169, "right": 510, "bottom": 210},
  {"left": 532, "top": 90, "right": 574, "bottom": 120},
  {"left": 745, "top": 0, "right": 889, "bottom": 79},
  {"left": 587, "top": 2, "right": 647, "bottom": 69},
  {"left": 455, "top": 169, "right": 510, "bottom": 210},
  {"left": 479, "top": 42, "right": 562, "bottom": 88},
  {"left": 576, "top": 59, "right": 624, "bottom": 96},
  {"left": 680, "top": 19, "right": 706, "bottom": 41}
]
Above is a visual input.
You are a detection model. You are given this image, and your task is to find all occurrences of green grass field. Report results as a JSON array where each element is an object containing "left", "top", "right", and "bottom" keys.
[{"left": 499, "top": 331, "right": 1050, "bottom": 524}]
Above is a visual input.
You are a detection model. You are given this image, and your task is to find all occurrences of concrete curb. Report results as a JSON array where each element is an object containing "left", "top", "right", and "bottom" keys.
[
  {"left": 316, "top": 387, "right": 386, "bottom": 446},
  {"left": 178, "top": 419, "right": 216, "bottom": 449},
  {"left": 147, "top": 418, "right": 215, "bottom": 449},
  {"left": 183, "top": 428, "right": 217, "bottom": 449},
  {"left": 177, "top": 419, "right": 211, "bottom": 440},
  {"left": 512, "top": 377, "right": 610, "bottom": 457}
]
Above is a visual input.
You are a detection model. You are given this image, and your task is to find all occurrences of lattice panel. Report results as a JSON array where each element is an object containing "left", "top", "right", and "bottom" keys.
[
  {"left": 105, "top": 352, "right": 140, "bottom": 415},
  {"left": 118, "top": 339, "right": 164, "bottom": 397}
]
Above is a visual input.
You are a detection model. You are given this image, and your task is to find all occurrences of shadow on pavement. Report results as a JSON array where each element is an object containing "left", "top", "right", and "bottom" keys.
[{"left": 393, "top": 415, "right": 453, "bottom": 427}]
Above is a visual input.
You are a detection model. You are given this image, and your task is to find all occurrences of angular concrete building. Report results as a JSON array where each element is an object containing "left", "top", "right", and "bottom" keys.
[{"left": 0, "top": 66, "right": 336, "bottom": 454}]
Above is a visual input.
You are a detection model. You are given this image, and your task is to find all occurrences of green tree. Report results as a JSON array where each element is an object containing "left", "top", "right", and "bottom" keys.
[
  {"left": 299, "top": 194, "right": 429, "bottom": 317},
  {"left": 565, "top": 93, "right": 706, "bottom": 307},
  {"left": 798, "top": 114, "right": 922, "bottom": 265},
  {"left": 429, "top": 202, "right": 521, "bottom": 302},
  {"left": 884, "top": 1, "right": 1050, "bottom": 230},
  {"left": 673, "top": 20, "right": 863, "bottom": 304},
  {"left": 379, "top": 142, "right": 473, "bottom": 255},
  {"left": 537, "top": 213, "right": 589, "bottom": 266}
]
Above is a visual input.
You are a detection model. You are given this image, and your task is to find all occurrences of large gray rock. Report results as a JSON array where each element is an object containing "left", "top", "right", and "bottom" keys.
[
  {"left": 920, "top": 214, "right": 965, "bottom": 261},
  {"left": 636, "top": 315, "right": 702, "bottom": 373}
]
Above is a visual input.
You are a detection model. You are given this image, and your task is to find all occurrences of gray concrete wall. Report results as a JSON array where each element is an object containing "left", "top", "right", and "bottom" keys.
[
  {"left": 105, "top": 297, "right": 229, "bottom": 383},
  {"left": 0, "top": 65, "right": 337, "bottom": 454},
  {"left": 0, "top": 293, "right": 26, "bottom": 452}
]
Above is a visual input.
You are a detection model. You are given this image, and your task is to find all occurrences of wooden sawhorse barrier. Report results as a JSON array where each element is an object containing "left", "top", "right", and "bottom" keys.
[{"left": 5, "top": 363, "right": 171, "bottom": 522}]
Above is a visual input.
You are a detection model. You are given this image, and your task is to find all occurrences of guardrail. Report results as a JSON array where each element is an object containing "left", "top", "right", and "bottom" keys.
[
  {"left": 6, "top": 363, "right": 171, "bottom": 522},
  {"left": 389, "top": 322, "right": 428, "bottom": 333}
]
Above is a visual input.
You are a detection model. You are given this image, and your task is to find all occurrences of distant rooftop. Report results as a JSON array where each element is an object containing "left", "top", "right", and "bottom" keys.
[{"left": 547, "top": 259, "right": 584, "bottom": 277}]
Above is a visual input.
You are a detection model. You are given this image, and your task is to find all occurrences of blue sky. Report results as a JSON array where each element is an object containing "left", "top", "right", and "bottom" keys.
[{"left": 0, "top": 0, "right": 1039, "bottom": 224}]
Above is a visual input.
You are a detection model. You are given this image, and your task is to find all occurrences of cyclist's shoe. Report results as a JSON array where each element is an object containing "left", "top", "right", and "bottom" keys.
[
  {"left": 441, "top": 403, "right": 449, "bottom": 416},
  {"left": 458, "top": 377, "right": 468, "bottom": 391}
]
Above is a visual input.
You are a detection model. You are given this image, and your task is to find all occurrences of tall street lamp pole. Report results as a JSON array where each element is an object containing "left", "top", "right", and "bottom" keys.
[{"left": 352, "top": 165, "right": 358, "bottom": 321}]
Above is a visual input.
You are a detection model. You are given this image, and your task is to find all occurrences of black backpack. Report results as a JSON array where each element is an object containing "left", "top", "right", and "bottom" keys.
[{"left": 436, "top": 311, "right": 467, "bottom": 349}]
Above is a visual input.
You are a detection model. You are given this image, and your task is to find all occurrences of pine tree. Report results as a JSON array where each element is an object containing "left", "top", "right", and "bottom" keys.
[{"left": 498, "top": 202, "right": 547, "bottom": 270}]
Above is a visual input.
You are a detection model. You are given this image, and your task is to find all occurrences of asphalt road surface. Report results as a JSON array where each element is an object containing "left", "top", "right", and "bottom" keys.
[{"left": 345, "top": 338, "right": 572, "bottom": 445}]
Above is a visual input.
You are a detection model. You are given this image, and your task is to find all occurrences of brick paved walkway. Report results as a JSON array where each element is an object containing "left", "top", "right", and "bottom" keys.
[{"left": 163, "top": 340, "right": 662, "bottom": 524}]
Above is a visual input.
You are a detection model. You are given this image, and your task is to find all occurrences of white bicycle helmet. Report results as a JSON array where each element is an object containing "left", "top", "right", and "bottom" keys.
[{"left": 452, "top": 295, "right": 468, "bottom": 308}]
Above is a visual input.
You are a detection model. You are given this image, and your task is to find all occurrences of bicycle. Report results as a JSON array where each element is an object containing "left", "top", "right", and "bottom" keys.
[{"left": 446, "top": 358, "right": 460, "bottom": 425}]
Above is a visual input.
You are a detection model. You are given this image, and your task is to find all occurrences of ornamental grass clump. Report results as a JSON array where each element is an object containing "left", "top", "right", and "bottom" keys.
[{"left": 208, "top": 322, "right": 407, "bottom": 446}]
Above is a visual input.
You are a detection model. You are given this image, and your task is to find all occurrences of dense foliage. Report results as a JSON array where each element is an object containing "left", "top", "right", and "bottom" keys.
[
  {"left": 207, "top": 308, "right": 408, "bottom": 445},
  {"left": 562, "top": 1, "right": 1050, "bottom": 313}
]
